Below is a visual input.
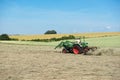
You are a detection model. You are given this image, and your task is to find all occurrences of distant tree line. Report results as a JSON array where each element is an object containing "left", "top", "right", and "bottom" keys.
[
  {"left": 0, "top": 34, "right": 10, "bottom": 40},
  {"left": 0, "top": 34, "right": 18, "bottom": 40},
  {"left": 30, "top": 35, "right": 75, "bottom": 42},
  {"left": 44, "top": 30, "right": 57, "bottom": 34},
  {"left": 0, "top": 33, "right": 75, "bottom": 42},
  {"left": 0, "top": 30, "right": 75, "bottom": 42}
]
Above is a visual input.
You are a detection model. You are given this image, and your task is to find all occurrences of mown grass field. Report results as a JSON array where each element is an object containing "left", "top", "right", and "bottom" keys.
[
  {"left": 9, "top": 32, "right": 120, "bottom": 40},
  {"left": 0, "top": 40, "right": 120, "bottom": 80}
]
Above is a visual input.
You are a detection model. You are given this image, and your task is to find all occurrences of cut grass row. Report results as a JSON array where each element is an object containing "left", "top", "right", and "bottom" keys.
[{"left": 0, "top": 36, "right": 120, "bottom": 48}]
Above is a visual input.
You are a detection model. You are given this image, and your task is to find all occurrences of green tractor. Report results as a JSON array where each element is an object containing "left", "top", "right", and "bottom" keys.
[{"left": 55, "top": 37, "right": 97, "bottom": 54}]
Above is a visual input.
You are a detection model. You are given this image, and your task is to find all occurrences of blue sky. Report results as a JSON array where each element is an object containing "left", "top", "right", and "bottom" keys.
[{"left": 0, "top": 0, "right": 120, "bottom": 34}]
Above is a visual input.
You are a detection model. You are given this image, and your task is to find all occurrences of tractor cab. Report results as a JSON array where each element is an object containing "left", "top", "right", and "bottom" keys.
[{"left": 74, "top": 37, "right": 88, "bottom": 48}]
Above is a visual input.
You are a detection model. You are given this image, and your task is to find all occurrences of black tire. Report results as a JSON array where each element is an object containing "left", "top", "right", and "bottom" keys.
[{"left": 62, "top": 48, "right": 68, "bottom": 53}]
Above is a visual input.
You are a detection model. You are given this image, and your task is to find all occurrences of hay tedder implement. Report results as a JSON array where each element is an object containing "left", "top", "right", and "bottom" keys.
[{"left": 55, "top": 37, "right": 97, "bottom": 54}]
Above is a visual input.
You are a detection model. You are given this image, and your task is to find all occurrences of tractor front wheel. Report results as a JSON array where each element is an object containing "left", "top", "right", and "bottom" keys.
[
  {"left": 72, "top": 45, "right": 81, "bottom": 54},
  {"left": 62, "top": 48, "right": 67, "bottom": 53}
]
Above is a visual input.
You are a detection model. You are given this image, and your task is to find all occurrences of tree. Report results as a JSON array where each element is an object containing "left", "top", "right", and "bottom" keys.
[
  {"left": 44, "top": 30, "right": 57, "bottom": 34},
  {"left": 0, "top": 34, "right": 10, "bottom": 40}
]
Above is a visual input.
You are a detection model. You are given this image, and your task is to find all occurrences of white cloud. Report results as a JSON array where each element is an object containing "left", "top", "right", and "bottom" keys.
[{"left": 106, "top": 26, "right": 111, "bottom": 29}]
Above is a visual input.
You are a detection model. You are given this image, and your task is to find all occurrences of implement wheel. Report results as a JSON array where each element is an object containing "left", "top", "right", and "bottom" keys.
[
  {"left": 72, "top": 45, "right": 81, "bottom": 54},
  {"left": 62, "top": 48, "right": 67, "bottom": 53}
]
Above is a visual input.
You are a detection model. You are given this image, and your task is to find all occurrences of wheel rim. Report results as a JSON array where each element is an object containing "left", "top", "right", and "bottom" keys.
[{"left": 73, "top": 46, "right": 80, "bottom": 54}]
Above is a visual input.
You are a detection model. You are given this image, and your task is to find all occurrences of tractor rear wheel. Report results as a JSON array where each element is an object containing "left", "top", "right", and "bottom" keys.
[
  {"left": 72, "top": 45, "right": 81, "bottom": 54},
  {"left": 62, "top": 48, "right": 67, "bottom": 53}
]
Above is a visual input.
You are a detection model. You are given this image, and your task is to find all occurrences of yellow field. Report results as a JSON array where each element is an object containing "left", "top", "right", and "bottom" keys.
[{"left": 10, "top": 32, "right": 120, "bottom": 40}]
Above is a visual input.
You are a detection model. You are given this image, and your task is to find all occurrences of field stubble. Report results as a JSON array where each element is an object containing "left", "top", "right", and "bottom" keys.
[{"left": 0, "top": 43, "right": 120, "bottom": 80}]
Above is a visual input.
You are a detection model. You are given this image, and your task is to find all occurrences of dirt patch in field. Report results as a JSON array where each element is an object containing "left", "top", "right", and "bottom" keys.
[{"left": 0, "top": 43, "right": 120, "bottom": 80}]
